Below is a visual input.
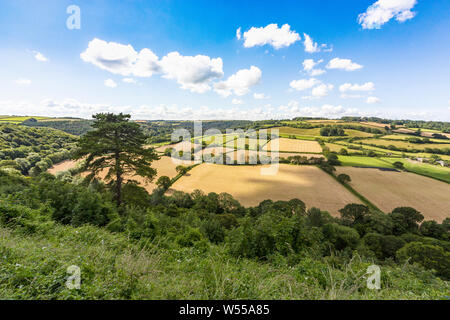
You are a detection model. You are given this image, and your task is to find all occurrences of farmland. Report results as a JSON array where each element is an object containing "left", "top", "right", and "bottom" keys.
[
  {"left": 171, "top": 163, "right": 361, "bottom": 214},
  {"left": 337, "top": 156, "right": 394, "bottom": 168},
  {"left": 1, "top": 115, "right": 450, "bottom": 302},
  {"left": 0, "top": 116, "right": 49, "bottom": 124},
  {"left": 380, "top": 157, "right": 450, "bottom": 183},
  {"left": 358, "top": 138, "right": 450, "bottom": 151},
  {"left": 263, "top": 138, "right": 323, "bottom": 153},
  {"left": 335, "top": 167, "right": 450, "bottom": 222}
]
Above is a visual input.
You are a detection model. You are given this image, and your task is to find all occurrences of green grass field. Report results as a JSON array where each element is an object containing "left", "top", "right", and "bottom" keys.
[
  {"left": 338, "top": 155, "right": 394, "bottom": 168},
  {"left": 271, "top": 126, "right": 374, "bottom": 138},
  {"left": 0, "top": 116, "right": 50, "bottom": 124},
  {"left": 359, "top": 138, "right": 450, "bottom": 151},
  {"left": 382, "top": 134, "right": 450, "bottom": 143},
  {"left": 380, "top": 158, "right": 450, "bottom": 183}
]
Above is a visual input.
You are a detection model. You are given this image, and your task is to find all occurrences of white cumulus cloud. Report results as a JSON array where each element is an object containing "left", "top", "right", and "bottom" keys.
[
  {"left": 236, "top": 27, "right": 242, "bottom": 40},
  {"left": 122, "top": 78, "right": 137, "bottom": 84},
  {"left": 104, "top": 79, "right": 117, "bottom": 88},
  {"left": 33, "top": 51, "right": 48, "bottom": 62},
  {"left": 232, "top": 98, "right": 244, "bottom": 105},
  {"left": 81, "top": 38, "right": 161, "bottom": 77},
  {"left": 303, "top": 33, "right": 319, "bottom": 53},
  {"left": 339, "top": 82, "right": 375, "bottom": 92},
  {"left": 327, "top": 58, "right": 363, "bottom": 71},
  {"left": 358, "top": 0, "right": 418, "bottom": 29},
  {"left": 302, "top": 59, "right": 325, "bottom": 76},
  {"left": 214, "top": 66, "right": 262, "bottom": 97},
  {"left": 81, "top": 38, "right": 224, "bottom": 93},
  {"left": 311, "top": 83, "right": 334, "bottom": 98},
  {"left": 253, "top": 93, "right": 270, "bottom": 100},
  {"left": 160, "top": 52, "right": 224, "bottom": 93},
  {"left": 242, "top": 24, "right": 300, "bottom": 49},
  {"left": 366, "top": 96, "right": 381, "bottom": 104},
  {"left": 289, "top": 78, "right": 320, "bottom": 91}
]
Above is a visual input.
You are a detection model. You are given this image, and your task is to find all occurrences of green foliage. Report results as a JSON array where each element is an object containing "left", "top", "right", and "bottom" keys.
[
  {"left": 389, "top": 207, "right": 425, "bottom": 235},
  {"left": 156, "top": 175, "right": 172, "bottom": 191},
  {"left": 337, "top": 173, "right": 351, "bottom": 184},
  {"left": 393, "top": 161, "right": 404, "bottom": 169},
  {"left": 322, "top": 223, "right": 360, "bottom": 251},
  {"left": 320, "top": 126, "right": 345, "bottom": 137},
  {"left": 0, "top": 124, "right": 76, "bottom": 174},
  {"left": 23, "top": 119, "right": 94, "bottom": 136},
  {"left": 363, "top": 233, "right": 406, "bottom": 260},
  {"left": 397, "top": 242, "right": 450, "bottom": 279},
  {"left": 74, "top": 113, "right": 159, "bottom": 206},
  {"left": 0, "top": 161, "right": 449, "bottom": 299}
]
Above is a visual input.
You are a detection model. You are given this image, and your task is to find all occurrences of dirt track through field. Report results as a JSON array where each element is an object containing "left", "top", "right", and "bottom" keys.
[
  {"left": 336, "top": 167, "right": 450, "bottom": 222},
  {"left": 171, "top": 164, "right": 361, "bottom": 214}
]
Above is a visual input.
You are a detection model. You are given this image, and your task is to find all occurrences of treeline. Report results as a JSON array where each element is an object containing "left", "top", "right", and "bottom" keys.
[
  {"left": 0, "top": 124, "right": 77, "bottom": 175},
  {"left": 341, "top": 117, "right": 450, "bottom": 133},
  {"left": 141, "top": 120, "right": 255, "bottom": 144},
  {"left": 319, "top": 125, "right": 383, "bottom": 137},
  {"left": 23, "top": 118, "right": 94, "bottom": 136},
  {"left": 358, "top": 141, "right": 450, "bottom": 155}
]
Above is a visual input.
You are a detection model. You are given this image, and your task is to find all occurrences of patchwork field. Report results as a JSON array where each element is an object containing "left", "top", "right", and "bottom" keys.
[
  {"left": 225, "top": 150, "right": 323, "bottom": 163},
  {"left": 270, "top": 127, "right": 322, "bottom": 136},
  {"left": 337, "top": 155, "right": 394, "bottom": 168},
  {"left": 171, "top": 164, "right": 361, "bottom": 214},
  {"left": 359, "top": 138, "right": 450, "bottom": 151},
  {"left": 382, "top": 134, "right": 449, "bottom": 143},
  {"left": 335, "top": 167, "right": 450, "bottom": 222},
  {"left": 263, "top": 138, "right": 322, "bottom": 153},
  {"left": 0, "top": 116, "right": 50, "bottom": 124},
  {"left": 380, "top": 157, "right": 450, "bottom": 183}
]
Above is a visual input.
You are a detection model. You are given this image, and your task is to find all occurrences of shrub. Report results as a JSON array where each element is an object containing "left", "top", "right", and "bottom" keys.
[
  {"left": 200, "top": 217, "right": 225, "bottom": 244},
  {"left": 337, "top": 173, "right": 351, "bottom": 184},
  {"left": 397, "top": 242, "right": 450, "bottom": 279},
  {"left": 322, "top": 223, "right": 360, "bottom": 251}
]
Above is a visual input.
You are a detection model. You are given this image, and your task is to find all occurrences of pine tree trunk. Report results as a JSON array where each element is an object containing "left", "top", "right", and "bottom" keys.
[{"left": 115, "top": 150, "right": 122, "bottom": 207}]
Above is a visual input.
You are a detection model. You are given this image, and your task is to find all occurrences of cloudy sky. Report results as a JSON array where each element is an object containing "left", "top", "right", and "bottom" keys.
[{"left": 0, "top": 0, "right": 449, "bottom": 120}]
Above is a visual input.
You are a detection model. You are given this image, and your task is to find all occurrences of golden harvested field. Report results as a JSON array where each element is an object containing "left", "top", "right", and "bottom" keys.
[
  {"left": 263, "top": 138, "right": 322, "bottom": 153},
  {"left": 360, "top": 122, "right": 390, "bottom": 128},
  {"left": 171, "top": 164, "right": 361, "bottom": 214},
  {"left": 325, "top": 143, "right": 346, "bottom": 152},
  {"left": 344, "top": 129, "right": 375, "bottom": 137},
  {"left": 49, "top": 156, "right": 183, "bottom": 193},
  {"left": 47, "top": 160, "right": 78, "bottom": 174},
  {"left": 91, "top": 156, "right": 182, "bottom": 193},
  {"left": 335, "top": 167, "right": 450, "bottom": 222},
  {"left": 271, "top": 127, "right": 322, "bottom": 136},
  {"left": 155, "top": 141, "right": 201, "bottom": 153}
]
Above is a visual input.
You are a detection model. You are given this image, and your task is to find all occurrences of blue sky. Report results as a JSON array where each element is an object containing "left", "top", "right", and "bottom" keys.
[{"left": 0, "top": 0, "right": 449, "bottom": 120}]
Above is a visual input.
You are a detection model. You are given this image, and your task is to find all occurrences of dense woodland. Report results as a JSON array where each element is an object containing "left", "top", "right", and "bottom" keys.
[{"left": 0, "top": 124, "right": 77, "bottom": 175}]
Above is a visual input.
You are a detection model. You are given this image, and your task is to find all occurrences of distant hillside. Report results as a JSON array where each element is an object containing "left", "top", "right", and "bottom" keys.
[
  {"left": 22, "top": 118, "right": 93, "bottom": 136},
  {"left": 0, "top": 124, "right": 77, "bottom": 175}
]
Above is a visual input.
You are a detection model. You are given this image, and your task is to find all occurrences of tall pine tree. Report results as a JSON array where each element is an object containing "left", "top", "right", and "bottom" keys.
[{"left": 74, "top": 113, "right": 159, "bottom": 207}]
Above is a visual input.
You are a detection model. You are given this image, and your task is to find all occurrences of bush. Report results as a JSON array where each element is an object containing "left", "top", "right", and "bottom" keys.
[
  {"left": 201, "top": 217, "right": 225, "bottom": 243},
  {"left": 389, "top": 207, "right": 424, "bottom": 235},
  {"left": 176, "top": 227, "right": 203, "bottom": 247},
  {"left": 322, "top": 223, "right": 360, "bottom": 251},
  {"left": 337, "top": 173, "right": 351, "bottom": 184},
  {"left": 397, "top": 242, "right": 450, "bottom": 279}
]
